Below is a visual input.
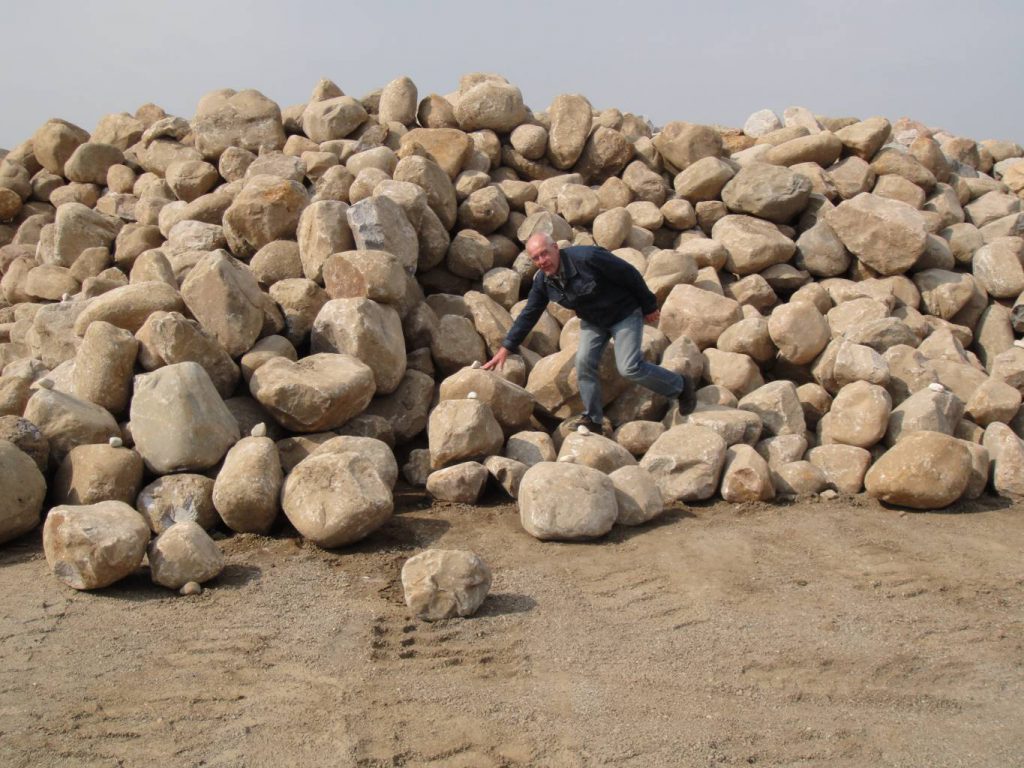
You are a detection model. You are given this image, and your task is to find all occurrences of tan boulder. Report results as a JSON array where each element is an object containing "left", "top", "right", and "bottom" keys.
[
  {"left": 768, "top": 301, "right": 830, "bottom": 365},
  {"left": 865, "top": 431, "right": 971, "bottom": 509},
  {"left": 639, "top": 424, "right": 727, "bottom": 502},
  {"left": 310, "top": 298, "right": 405, "bottom": 395},
  {"left": 192, "top": 88, "right": 286, "bottom": 160},
  {"left": 51, "top": 443, "right": 144, "bottom": 506},
  {"left": 426, "top": 462, "right": 489, "bottom": 503},
  {"left": 212, "top": 436, "right": 282, "bottom": 534},
  {"left": 659, "top": 284, "right": 742, "bottom": 348},
  {"left": 712, "top": 214, "right": 796, "bottom": 275},
  {"left": 821, "top": 381, "right": 892, "bottom": 448},
  {"left": 222, "top": 174, "right": 308, "bottom": 257},
  {"left": 43, "top": 501, "right": 150, "bottom": 590},
  {"left": 720, "top": 443, "right": 774, "bottom": 502},
  {"left": 148, "top": 520, "right": 225, "bottom": 590},
  {"left": 401, "top": 549, "right": 492, "bottom": 620},
  {"left": 428, "top": 399, "right": 504, "bottom": 469},
  {"left": 136, "top": 474, "right": 218, "bottom": 533},
  {"left": 438, "top": 367, "right": 533, "bottom": 431},
  {"left": 518, "top": 461, "right": 618, "bottom": 540},
  {"left": 250, "top": 353, "right": 375, "bottom": 433},
  {"left": 0, "top": 439, "right": 47, "bottom": 544},
  {"left": 826, "top": 193, "right": 927, "bottom": 275},
  {"left": 23, "top": 387, "right": 120, "bottom": 461},
  {"left": 130, "top": 362, "right": 240, "bottom": 473},
  {"left": 281, "top": 452, "right": 393, "bottom": 547},
  {"left": 547, "top": 94, "right": 593, "bottom": 170}
]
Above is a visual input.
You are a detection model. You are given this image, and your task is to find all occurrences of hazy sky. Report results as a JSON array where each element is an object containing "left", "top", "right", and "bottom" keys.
[{"left": 3, "top": 0, "right": 1022, "bottom": 150}]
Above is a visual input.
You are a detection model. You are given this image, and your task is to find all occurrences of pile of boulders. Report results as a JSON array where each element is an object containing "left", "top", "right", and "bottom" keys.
[{"left": 1, "top": 72, "right": 1023, "bottom": 589}]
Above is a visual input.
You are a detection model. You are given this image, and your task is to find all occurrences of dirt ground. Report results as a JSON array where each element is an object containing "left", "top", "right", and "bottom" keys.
[{"left": 1, "top": 488, "right": 1022, "bottom": 768}]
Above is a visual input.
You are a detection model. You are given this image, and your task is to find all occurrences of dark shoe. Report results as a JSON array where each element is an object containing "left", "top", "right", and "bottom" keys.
[
  {"left": 567, "top": 414, "right": 604, "bottom": 433},
  {"left": 677, "top": 376, "right": 697, "bottom": 416}
]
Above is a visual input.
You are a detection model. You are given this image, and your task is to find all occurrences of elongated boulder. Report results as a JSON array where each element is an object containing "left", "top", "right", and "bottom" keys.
[
  {"left": 131, "top": 362, "right": 240, "bottom": 473},
  {"left": 609, "top": 465, "right": 665, "bottom": 526},
  {"left": 281, "top": 452, "right": 393, "bottom": 548},
  {"left": 438, "top": 367, "right": 534, "bottom": 431},
  {"left": 43, "top": 501, "right": 150, "bottom": 590},
  {"left": 212, "top": 435, "right": 282, "bottom": 534},
  {"left": 73, "top": 281, "right": 185, "bottom": 336},
  {"left": 518, "top": 461, "right": 618, "bottom": 540},
  {"left": 864, "top": 430, "right": 971, "bottom": 509},
  {"left": 23, "top": 388, "right": 120, "bottom": 462}
]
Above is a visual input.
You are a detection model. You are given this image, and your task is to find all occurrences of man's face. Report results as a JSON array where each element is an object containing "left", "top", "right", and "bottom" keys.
[{"left": 527, "top": 240, "right": 560, "bottom": 275}]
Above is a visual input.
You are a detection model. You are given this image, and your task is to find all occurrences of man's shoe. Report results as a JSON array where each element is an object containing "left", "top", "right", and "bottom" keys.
[
  {"left": 677, "top": 376, "right": 697, "bottom": 416},
  {"left": 566, "top": 414, "right": 604, "bottom": 434}
]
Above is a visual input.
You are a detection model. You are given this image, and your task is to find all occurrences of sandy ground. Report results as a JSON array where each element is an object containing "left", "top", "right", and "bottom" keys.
[{"left": 1, "top": 489, "right": 1022, "bottom": 768}]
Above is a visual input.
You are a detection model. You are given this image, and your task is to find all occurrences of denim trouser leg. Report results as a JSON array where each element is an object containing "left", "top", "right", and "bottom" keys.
[
  {"left": 610, "top": 310, "right": 685, "bottom": 398},
  {"left": 577, "top": 310, "right": 685, "bottom": 424},
  {"left": 575, "top": 321, "right": 610, "bottom": 423}
]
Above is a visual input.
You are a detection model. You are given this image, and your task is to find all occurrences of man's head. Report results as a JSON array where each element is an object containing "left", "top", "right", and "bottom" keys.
[{"left": 526, "top": 232, "right": 560, "bottom": 276}]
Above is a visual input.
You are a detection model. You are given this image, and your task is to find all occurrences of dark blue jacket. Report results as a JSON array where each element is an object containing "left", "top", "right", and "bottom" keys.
[{"left": 503, "top": 245, "right": 658, "bottom": 353}]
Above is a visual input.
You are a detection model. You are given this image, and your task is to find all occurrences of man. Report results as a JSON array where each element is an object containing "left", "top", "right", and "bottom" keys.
[{"left": 483, "top": 232, "right": 697, "bottom": 431}]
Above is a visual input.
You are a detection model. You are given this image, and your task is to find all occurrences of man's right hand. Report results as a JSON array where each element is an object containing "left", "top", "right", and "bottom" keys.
[{"left": 482, "top": 347, "right": 509, "bottom": 371}]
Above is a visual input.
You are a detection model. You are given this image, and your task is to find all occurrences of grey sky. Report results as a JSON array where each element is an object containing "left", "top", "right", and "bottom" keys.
[{"left": 3, "top": 0, "right": 1022, "bottom": 150}]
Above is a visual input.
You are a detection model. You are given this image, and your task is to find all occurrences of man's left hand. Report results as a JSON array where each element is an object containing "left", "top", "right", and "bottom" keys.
[{"left": 643, "top": 310, "right": 660, "bottom": 326}]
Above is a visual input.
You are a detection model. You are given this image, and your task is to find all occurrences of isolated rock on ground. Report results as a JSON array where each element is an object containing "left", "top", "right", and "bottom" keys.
[{"left": 401, "top": 549, "right": 492, "bottom": 620}]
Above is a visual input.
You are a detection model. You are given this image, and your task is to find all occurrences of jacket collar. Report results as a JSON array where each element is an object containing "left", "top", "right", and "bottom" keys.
[{"left": 556, "top": 247, "right": 580, "bottom": 279}]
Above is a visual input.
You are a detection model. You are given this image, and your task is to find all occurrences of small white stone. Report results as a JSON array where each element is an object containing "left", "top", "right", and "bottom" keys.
[
  {"left": 61, "top": 292, "right": 71, "bottom": 303},
  {"left": 1015, "top": 339, "right": 1024, "bottom": 349},
  {"left": 928, "top": 383, "right": 946, "bottom": 392},
  {"left": 577, "top": 425, "right": 591, "bottom": 436},
  {"left": 179, "top": 581, "right": 203, "bottom": 596},
  {"left": 467, "top": 391, "right": 478, "bottom": 399},
  {"left": 471, "top": 360, "right": 482, "bottom": 369},
  {"left": 250, "top": 422, "right": 267, "bottom": 437},
  {"left": 820, "top": 489, "right": 838, "bottom": 500},
  {"left": 557, "top": 455, "right": 573, "bottom": 462},
  {"left": 108, "top": 436, "right": 124, "bottom": 448}
]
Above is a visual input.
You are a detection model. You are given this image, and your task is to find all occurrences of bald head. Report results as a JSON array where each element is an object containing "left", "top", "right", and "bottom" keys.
[{"left": 526, "top": 232, "right": 560, "bottom": 275}]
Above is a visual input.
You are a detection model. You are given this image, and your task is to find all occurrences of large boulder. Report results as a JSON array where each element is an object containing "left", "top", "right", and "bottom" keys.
[
  {"left": 222, "top": 175, "right": 308, "bottom": 257},
  {"left": 437, "top": 367, "right": 534, "bottom": 431},
  {"left": 0, "top": 439, "right": 47, "bottom": 544},
  {"left": 130, "top": 362, "right": 240, "bottom": 473},
  {"left": 825, "top": 193, "right": 928, "bottom": 275},
  {"left": 43, "top": 501, "right": 150, "bottom": 590},
  {"left": 346, "top": 196, "right": 419, "bottom": 274},
  {"left": 51, "top": 443, "right": 144, "bottom": 506},
  {"left": 136, "top": 474, "right": 219, "bottom": 533},
  {"left": 608, "top": 465, "right": 665, "bottom": 526},
  {"left": 310, "top": 298, "right": 406, "bottom": 395},
  {"left": 212, "top": 435, "right": 282, "bottom": 534},
  {"left": 720, "top": 163, "right": 812, "bottom": 223},
  {"left": 249, "top": 353, "right": 375, "bottom": 433},
  {"left": 518, "top": 461, "right": 618, "bottom": 540},
  {"left": 23, "top": 388, "right": 120, "bottom": 462},
  {"left": 192, "top": 88, "right": 286, "bottom": 160},
  {"left": 639, "top": 424, "right": 728, "bottom": 502},
  {"left": 281, "top": 452, "right": 393, "bottom": 548},
  {"left": 427, "top": 399, "right": 504, "bottom": 468},
  {"left": 711, "top": 215, "right": 796, "bottom": 275},
  {"left": 454, "top": 80, "right": 528, "bottom": 132},
  {"left": 864, "top": 431, "right": 972, "bottom": 509}
]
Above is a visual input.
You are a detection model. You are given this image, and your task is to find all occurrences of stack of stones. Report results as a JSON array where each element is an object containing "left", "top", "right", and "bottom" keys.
[{"left": 1, "top": 72, "right": 1023, "bottom": 583}]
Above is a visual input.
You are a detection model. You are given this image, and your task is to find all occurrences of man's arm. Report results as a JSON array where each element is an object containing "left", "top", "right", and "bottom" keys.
[
  {"left": 589, "top": 247, "right": 658, "bottom": 317},
  {"left": 501, "top": 272, "right": 550, "bottom": 354}
]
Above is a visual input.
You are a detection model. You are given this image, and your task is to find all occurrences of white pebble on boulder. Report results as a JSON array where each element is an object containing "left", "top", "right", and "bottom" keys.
[{"left": 401, "top": 549, "right": 492, "bottom": 621}]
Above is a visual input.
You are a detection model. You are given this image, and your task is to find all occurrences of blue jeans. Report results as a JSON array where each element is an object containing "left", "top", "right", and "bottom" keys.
[{"left": 576, "top": 309, "right": 684, "bottom": 424}]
